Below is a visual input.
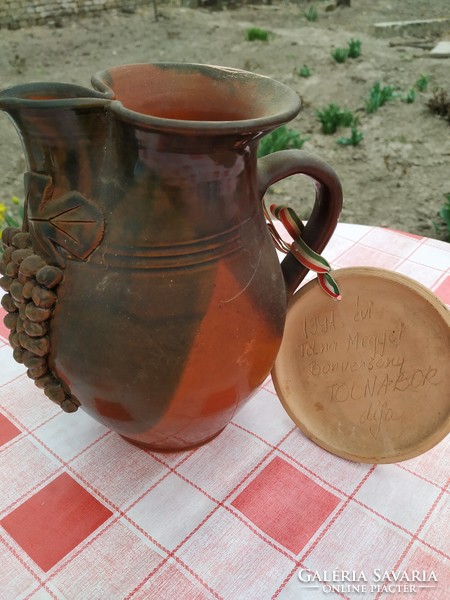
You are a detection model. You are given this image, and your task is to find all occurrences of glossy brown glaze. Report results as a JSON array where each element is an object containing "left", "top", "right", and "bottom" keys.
[{"left": 0, "top": 64, "right": 342, "bottom": 450}]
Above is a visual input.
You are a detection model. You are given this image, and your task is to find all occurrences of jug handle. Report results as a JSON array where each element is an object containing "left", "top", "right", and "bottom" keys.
[{"left": 257, "top": 149, "right": 343, "bottom": 298}]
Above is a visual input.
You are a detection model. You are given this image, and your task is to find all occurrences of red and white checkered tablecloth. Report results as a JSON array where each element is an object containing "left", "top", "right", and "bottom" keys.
[{"left": 1, "top": 223, "right": 449, "bottom": 600}]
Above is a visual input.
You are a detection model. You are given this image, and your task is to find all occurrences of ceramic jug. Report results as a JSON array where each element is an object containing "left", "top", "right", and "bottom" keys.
[{"left": 0, "top": 64, "right": 342, "bottom": 451}]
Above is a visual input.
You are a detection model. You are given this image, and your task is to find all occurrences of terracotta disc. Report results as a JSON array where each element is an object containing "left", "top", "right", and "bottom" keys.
[{"left": 272, "top": 267, "right": 450, "bottom": 463}]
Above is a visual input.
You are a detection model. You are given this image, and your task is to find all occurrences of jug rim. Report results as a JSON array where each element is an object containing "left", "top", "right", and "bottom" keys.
[
  {"left": 0, "top": 81, "right": 112, "bottom": 109},
  {"left": 92, "top": 62, "right": 302, "bottom": 135}
]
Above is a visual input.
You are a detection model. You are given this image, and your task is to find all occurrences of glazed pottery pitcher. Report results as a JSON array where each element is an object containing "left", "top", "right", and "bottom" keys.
[{"left": 0, "top": 63, "right": 342, "bottom": 451}]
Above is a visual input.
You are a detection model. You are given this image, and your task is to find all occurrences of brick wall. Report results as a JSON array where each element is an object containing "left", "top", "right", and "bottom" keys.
[{"left": 0, "top": 0, "right": 153, "bottom": 29}]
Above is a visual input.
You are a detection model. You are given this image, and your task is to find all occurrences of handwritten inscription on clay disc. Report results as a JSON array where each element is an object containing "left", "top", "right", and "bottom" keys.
[{"left": 273, "top": 268, "right": 450, "bottom": 462}]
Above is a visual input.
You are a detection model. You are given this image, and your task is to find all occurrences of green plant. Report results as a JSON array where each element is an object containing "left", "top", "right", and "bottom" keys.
[
  {"left": 331, "top": 48, "right": 348, "bottom": 63},
  {"left": 365, "top": 82, "right": 397, "bottom": 113},
  {"left": 337, "top": 124, "right": 364, "bottom": 146},
  {"left": 415, "top": 74, "right": 429, "bottom": 92},
  {"left": 0, "top": 197, "right": 22, "bottom": 228},
  {"left": 402, "top": 88, "right": 416, "bottom": 103},
  {"left": 298, "top": 65, "right": 311, "bottom": 78},
  {"left": 304, "top": 5, "right": 318, "bottom": 22},
  {"left": 245, "top": 27, "right": 270, "bottom": 42},
  {"left": 0, "top": 197, "right": 23, "bottom": 257},
  {"left": 316, "top": 104, "right": 355, "bottom": 135},
  {"left": 434, "top": 193, "right": 450, "bottom": 240},
  {"left": 257, "top": 126, "right": 308, "bottom": 158},
  {"left": 347, "top": 38, "right": 362, "bottom": 58}
]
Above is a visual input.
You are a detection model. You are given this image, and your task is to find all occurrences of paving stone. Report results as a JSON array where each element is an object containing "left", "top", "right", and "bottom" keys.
[
  {"left": 372, "top": 18, "right": 450, "bottom": 39},
  {"left": 430, "top": 40, "right": 450, "bottom": 57}
]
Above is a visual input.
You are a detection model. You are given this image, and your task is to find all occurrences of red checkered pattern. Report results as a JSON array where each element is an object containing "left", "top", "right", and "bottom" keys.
[
  {"left": 1, "top": 473, "right": 113, "bottom": 572},
  {"left": 0, "top": 413, "right": 21, "bottom": 446},
  {"left": 0, "top": 224, "right": 449, "bottom": 599}
]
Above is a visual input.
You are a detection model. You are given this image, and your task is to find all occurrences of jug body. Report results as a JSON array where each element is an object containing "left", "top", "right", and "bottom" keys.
[
  {"left": 51, "top": 115, "right": 288, "bottom": 449},
  {"left": 0, "top": 64, "right": 342, "bottom": 451}
]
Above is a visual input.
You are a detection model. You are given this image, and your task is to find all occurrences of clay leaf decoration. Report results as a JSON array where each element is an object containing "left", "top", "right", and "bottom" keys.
[{"left": 25, "top": 172, "right": 105, "bottom": 267}]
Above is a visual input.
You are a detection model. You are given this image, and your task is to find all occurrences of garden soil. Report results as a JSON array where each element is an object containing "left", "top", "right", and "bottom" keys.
[{"left": 0, "top": 0, "right": 449, "bottom": 238}]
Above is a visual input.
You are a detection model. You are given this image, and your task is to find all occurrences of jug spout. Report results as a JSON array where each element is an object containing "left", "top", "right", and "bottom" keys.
[
  {"left": 0, "top": 82, "right": 112, "bottom": 173},
  {"left": 0, "top": 82, "right": 112, "bottom": 264}
]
